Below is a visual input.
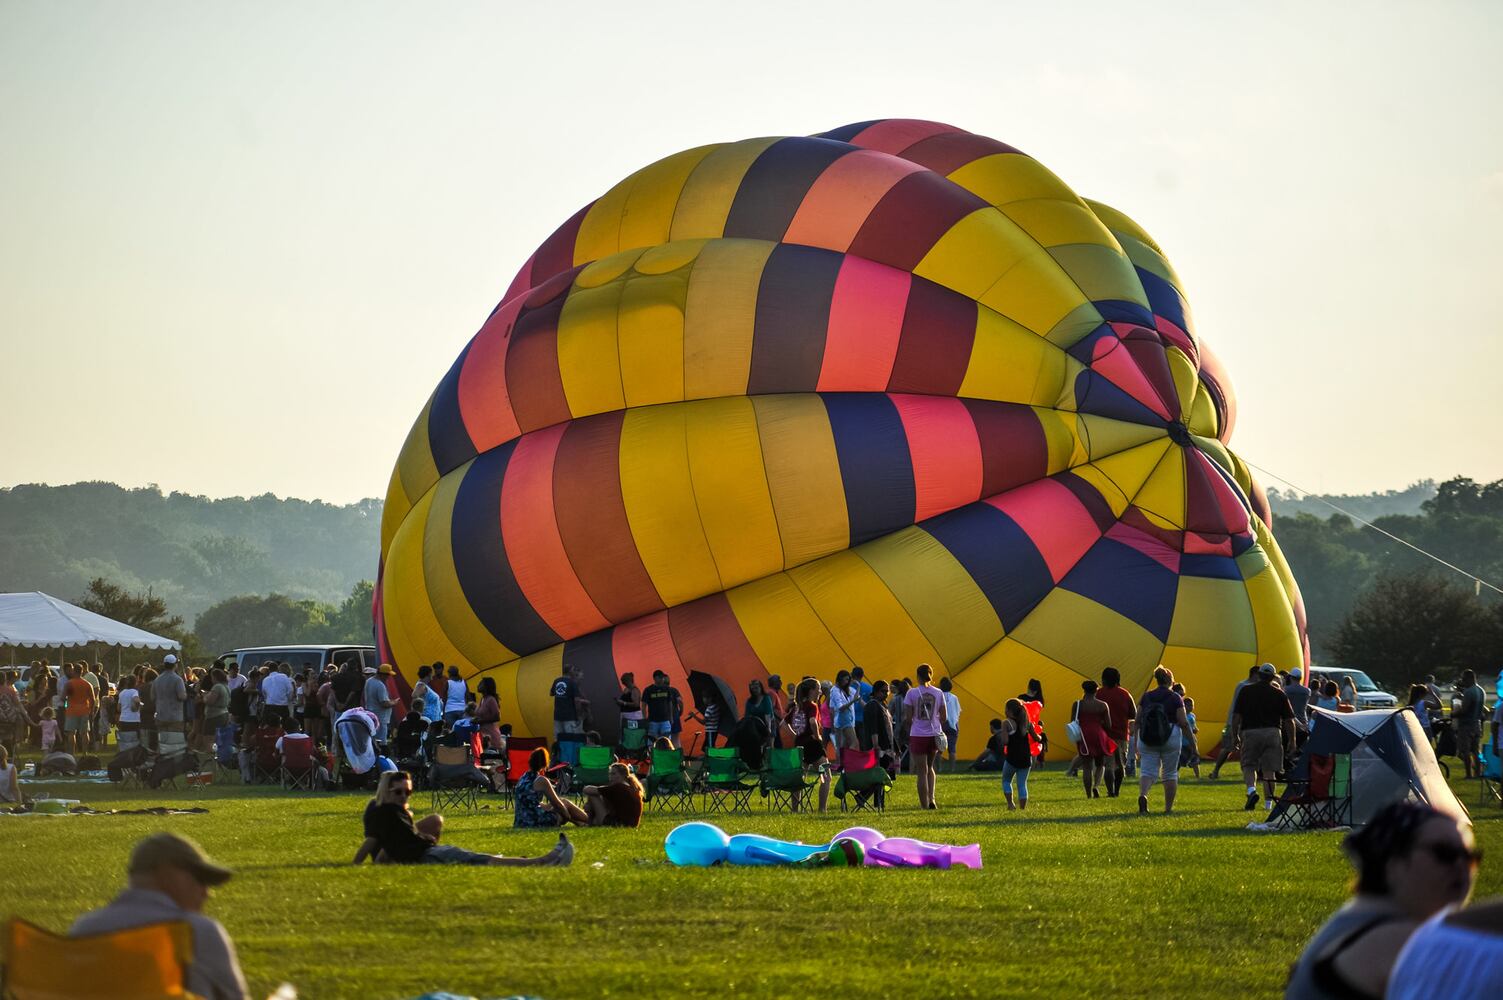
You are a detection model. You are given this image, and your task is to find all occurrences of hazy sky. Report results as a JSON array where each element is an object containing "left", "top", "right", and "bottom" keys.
[{"left": 3, "top": 2, "right": 1500, "bottom": 505}]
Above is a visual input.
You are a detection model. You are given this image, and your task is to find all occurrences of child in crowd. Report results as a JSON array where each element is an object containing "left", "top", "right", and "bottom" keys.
[
  {"left": 39, "top": 707, "right": 59, "bottom": 754},
  {"left": 1180, "top": 697, "right": 1201, "bottom": 778}
]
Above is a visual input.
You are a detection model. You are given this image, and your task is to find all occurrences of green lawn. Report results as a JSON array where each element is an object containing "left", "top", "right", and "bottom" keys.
[{"left": 4, "top": 762, "right": 1499, "bottom": 1000}]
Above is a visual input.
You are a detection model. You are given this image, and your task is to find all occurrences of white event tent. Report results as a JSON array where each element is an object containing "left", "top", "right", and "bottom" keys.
[{"left": 0, "top": 592, "right": 181, "bottom": 663}]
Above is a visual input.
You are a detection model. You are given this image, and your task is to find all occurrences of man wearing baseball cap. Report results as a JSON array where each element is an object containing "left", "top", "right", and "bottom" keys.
[
  {"left": 1228, "top": 663, "right": 1295, "bottom": 813},
  {"left": 71, "top": 832, "right": 248, "bottom": 1000}
]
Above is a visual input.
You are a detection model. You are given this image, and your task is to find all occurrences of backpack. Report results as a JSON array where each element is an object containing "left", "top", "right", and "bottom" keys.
[{"left": 1139, "top": 698, "right": 1175, "bottom": 748}]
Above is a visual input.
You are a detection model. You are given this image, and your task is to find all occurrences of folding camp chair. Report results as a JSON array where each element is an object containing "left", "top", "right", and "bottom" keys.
[
  {"left": 213, "top": 723, "right": 240, "bottom": 784},
  {"left": 702, "top": 747, "right": 755, "bottom": 814},
  {"left": 646, "top": 747, "right": 695, "bottom": 813},
  {"left": 1276, "top": 753, "right": 1351, "bottom": 830},
  {"left": 759, "top": 747, "right": 816, "bottom": 812},
  {"left": 250, "top": 725, "right": 284, "bottom": 784},
  {"left": 430, "top": 743, "right": 484, "bottom": 813},
  {"left": 569, "top": 745, "right": 614, "bottom": 801},
  {"left": 616, "top": 724, "right": 649, "bottom": 767},
  {"left": 2, "top": 917, "right": 197, "bottom": 1000},
  {"left": 834, "top": 747, "right": 891, "bottom": 814},
  {"left": 278, "top": 735, "right": 318, "bottom": 791},
  {"left": 142, "top": 731, "right": 195, "bottom": 791},
  {"left": 1480, "top": 742, "right": 1502, "bottom": 808}
]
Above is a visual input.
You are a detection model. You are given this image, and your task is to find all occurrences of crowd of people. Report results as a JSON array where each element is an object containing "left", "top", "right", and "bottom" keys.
[{"left": 9, "top": 650, "right": 1500, "bottom": 1000}]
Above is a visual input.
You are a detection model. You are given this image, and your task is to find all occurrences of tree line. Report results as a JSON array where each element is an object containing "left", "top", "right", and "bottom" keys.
[{"left": 1277, "top": 476, "right": 1503, "bottom": 690}]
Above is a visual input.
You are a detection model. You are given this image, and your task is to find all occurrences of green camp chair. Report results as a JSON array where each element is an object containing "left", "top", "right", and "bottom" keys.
[
  {"left": 616, "top": 725, "right": 649, "bottom": 765},
  {"left": 1329, "top": 753, "right": 1352, "bottom": 825},
  {"left": 646, "top": 747, "right": 695, "bottom": 813},
  {"left": 702, "top": 747, "right": 755, "bottom": 814},
  {"left": 759, "top": 747, "right": 816, "bottom": 812},
  {"left": 569, "top": 745, "right": 614, "bottom": 801}
]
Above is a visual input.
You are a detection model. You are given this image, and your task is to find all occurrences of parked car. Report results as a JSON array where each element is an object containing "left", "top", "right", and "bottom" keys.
[
  {"left": 213, "top": 644, "right": 378, "bottom": 675},
  {"left": 1306, "top": 666, "right": 1398, "bottom": 710}
]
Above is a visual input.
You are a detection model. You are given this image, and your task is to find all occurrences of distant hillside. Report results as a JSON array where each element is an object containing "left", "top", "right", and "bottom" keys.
[
  {"left": 0, "top": 482, "right": 381, "bottom": 624},
  {"left": 1266, "top": 480, "right": 1435, "bottom": 521}
]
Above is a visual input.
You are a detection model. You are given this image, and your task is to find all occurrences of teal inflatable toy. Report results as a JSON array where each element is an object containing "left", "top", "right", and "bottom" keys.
[{"left": 664, "top": 822, "right": 732, "bottom": 867}]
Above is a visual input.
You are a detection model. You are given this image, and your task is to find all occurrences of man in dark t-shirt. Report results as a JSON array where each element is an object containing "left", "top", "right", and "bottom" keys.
[
  {"left": 1097, "top": 667, "right": 1137, "bottom": 797},
  {"left": 642, "top": 670, "right": 677, "bottom": 745},
  {"left": 1231, "top": 664, "right": 1295, "bottom": 812},
  {"left": 550, "top": 666, "right": 587, "bottom": 765}
]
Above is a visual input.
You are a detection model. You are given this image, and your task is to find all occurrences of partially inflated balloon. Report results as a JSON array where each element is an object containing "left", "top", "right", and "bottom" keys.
[{"left": 377, "top": 119, "right": 1308, "bottom": 756}]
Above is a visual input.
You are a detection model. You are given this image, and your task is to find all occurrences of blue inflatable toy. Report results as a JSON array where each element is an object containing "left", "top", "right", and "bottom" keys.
[
  {"left": 664, "top": 822, "right": 732, "bottom": 867},
  {"left": 726, "top": 833, "right": 830, "bottom": 866}
]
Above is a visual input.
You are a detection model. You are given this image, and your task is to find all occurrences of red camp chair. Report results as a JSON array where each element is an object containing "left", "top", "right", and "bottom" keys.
[
  {"left": 279, "top": 734, "right": 318, "bottom": 791},
  {"left": 252, "top": 725, "right": 284, "bottom": 784},
  {"left": 1274, "top": 753, "right": 1349, "bottom": 829},
  {"left": 501, "top": 748, "right": 533, "bottom": 806}
]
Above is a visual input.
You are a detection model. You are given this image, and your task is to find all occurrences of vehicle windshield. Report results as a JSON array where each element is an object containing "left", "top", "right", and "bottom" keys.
[{"left": 1347, "top": 671, "right": 1379, "bottom": 691}]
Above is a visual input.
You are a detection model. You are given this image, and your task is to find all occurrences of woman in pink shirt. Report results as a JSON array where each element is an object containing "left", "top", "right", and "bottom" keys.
[{"left": 901, "top": 663, "right": 948, "bottom": 810}]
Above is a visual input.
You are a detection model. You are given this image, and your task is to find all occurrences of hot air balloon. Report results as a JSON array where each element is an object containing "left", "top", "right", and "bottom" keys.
[{"left": 376, "top": 118, "right": 1308, "bottom": 756}]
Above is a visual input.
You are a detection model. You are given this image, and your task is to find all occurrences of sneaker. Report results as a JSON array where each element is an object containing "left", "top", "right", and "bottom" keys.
[
  {"left": 1244, "top": 791, "right": 1260, "bottom": 811},
  {"left": 1138, "top": 795, "right": 1149, "bottom": 814},
  {"left": 545, "top": 833, "right": 574, "bottom": 867}
]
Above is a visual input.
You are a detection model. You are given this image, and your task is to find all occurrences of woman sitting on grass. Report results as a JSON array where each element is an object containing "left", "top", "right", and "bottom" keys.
[
  {"left": 0, "top": 745, "right": 22, "bottom": 806},
  {"left": 513, "top": 747, "right": 590, "bottom": 828},
  {"left": 1285, "top": 800, "right": 1477, "bottom": 999},
  {"left": 354, "top": 770, "right": 571, "bottom": 867},
  {"left": 581, "top": 762, "right": 645, "bottom": 828}
]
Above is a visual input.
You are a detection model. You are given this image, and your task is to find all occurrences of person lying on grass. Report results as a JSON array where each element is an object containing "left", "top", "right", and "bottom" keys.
[{"left": 354, "top": 770, "right": 572, "bottom": 867}]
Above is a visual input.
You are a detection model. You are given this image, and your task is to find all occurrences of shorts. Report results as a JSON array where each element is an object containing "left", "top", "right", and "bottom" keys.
[
  {"left": 646, "top": 721, "right": 673, "bottom": 740},
  {"left": 941, "top": 726, "right": 958, "bottom": 753},
  {"left": 554, "top": 719, "right": 584, "bottom": 738},
  {"left": 1456, "top": 722, "right": 1482, "bottom": 754},
  {"left": 420, "top": 844, "right": 497, "bottom": 866},
  {"left": 1240, "top": 727, "right": 1283, "bottom": 777},
  {"left": 908, "top": 734, "right": 938, "bottom": 756},
  {"left": 64, "top": 715, "right": 90, "bottom": 733},
  {"left": 834, "top": 726, "right": 859, "bottom": 750},
  {"left": 262, "top": 705, "right": 289, "bottom": 726},
  {"left": 1139, "top": 732, "right": 1182, "bottom": 781}
]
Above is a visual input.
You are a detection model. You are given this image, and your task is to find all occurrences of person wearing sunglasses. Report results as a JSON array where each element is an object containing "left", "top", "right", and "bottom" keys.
[
  {"left": 1285, "top": 800, "right": 1479, "bottom": 999},
  {"left": 353, "top": 770, "right": 572, "bottom": 867}
]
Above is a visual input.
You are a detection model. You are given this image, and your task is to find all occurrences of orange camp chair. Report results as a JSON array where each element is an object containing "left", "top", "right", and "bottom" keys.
[{"left": 1, "top": 917, "right": 200, "bottom": 999}]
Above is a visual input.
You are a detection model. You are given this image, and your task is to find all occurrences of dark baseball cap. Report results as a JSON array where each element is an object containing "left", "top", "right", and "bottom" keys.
[{"left": 128, "top": 832, "right": 233, "bottom": 886}]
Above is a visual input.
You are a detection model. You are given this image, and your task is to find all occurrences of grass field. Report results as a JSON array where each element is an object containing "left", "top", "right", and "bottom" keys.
[{"left": 4, "top": 762, "right": 1499, "bottom": 1000}]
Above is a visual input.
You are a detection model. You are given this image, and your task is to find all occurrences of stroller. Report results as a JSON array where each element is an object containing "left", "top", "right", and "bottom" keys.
[
  {"left": 107, "top": 744, "right": 149, "bottom": 785},
  {"left": 1432, "top": 718, "right": 1455, "bottom": 779}
]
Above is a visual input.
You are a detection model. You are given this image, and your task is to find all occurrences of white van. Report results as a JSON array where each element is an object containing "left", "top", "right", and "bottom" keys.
[{"left": 214, "top": 644, "right": 378, "bottom": 675}]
